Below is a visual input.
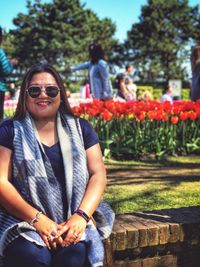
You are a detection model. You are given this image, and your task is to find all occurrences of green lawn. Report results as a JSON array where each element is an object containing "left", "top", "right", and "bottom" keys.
[{"left": 104, "top": 156, "right": 200, "bottom": 214}]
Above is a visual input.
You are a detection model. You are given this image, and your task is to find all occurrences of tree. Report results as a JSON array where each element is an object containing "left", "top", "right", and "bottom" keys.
[
  {"left": 11, "top": 0, "right": 117, "bottom": 75},
  {"left": 123, "top": 0, "right": 200, "bottom": 83}
]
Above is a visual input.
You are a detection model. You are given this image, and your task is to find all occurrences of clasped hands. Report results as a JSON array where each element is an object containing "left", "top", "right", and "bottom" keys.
[{"left": 34, "top": 213, "right": 87, "bottom": 250}]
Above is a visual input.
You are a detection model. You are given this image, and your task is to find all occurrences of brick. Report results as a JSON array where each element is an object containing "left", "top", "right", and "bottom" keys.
[
  {"left": 115, "top": 260, "right": 128, "bottom": 267},
  {"left": 141, "top": 221, "right": 159, "bottom": 246},
  {"left": 168, "top": 223, "right": 180, "bottom": 243},
  {"left": 112, "top": 223, "right": 126, "bottom": 251},
  {"left": 159, "top": 255, "right": 177, "bottom": 267},
  {"left": 117, "top": 214, "right": 148, "bottom": 248},
  {"left": 132, "top": 221, "right": 148, "bottom": 247},
  {"left": 154, "top": 222, "right": 169, "bottom": 245},
  {"left": 127, "top": 260, "right": 142, "bottom": 267},
  {"left": 142, "top": 257, "right": 159, "bottom": 267},
  {"left": 121, "top": 223, "right": 139, "bottom": 248}
]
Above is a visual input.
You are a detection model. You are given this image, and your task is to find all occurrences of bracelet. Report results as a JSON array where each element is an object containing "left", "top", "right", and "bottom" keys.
[
  {"left": 29, "top": 211, "right": 42, "bottom": 226},
  {"left": 75, "top": 209, "right": 90, "bottom": 223}
]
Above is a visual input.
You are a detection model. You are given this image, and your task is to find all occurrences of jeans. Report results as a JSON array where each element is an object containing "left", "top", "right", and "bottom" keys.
[{"left": 4, "top": 236, "right": 90, "bottom": 267}]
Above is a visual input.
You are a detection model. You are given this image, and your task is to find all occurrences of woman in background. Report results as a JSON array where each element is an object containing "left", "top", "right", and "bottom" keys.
[{"left": 71, "top": 42, "right": 113, "bottom": 101}]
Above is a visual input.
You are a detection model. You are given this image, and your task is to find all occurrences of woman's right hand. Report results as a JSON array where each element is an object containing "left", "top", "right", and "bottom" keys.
[{"left": 33, "top": 214, "right": 63, "bottom": 250}]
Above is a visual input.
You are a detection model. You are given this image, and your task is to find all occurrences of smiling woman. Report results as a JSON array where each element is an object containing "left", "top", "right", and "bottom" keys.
[{"left": 0, "top": 63, "right": 115, "bottom": 267}]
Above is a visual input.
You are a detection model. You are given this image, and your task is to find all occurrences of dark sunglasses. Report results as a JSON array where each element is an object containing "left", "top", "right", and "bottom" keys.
[{"left": 26, "top": 85, "right": 60, "bottom": 98}]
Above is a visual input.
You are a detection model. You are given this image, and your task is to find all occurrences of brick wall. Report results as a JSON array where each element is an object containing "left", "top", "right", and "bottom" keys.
[{"left": 103, "top": 206, "right": 200, "bottom": 267}]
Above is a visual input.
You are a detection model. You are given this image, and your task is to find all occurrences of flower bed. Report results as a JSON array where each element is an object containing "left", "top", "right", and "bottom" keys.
[{"left": 72, "top": 99, "right": 200, "bottom": 159}]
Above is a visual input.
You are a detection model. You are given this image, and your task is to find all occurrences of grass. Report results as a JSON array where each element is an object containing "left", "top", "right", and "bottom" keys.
[{"left": 104, "top": 155, "right": 200, "bottom": 214}]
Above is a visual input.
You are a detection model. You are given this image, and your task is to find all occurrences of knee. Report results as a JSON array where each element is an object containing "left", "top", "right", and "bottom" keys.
[{"left": 4, "top": 237, "right": 52, "bottom": 267}]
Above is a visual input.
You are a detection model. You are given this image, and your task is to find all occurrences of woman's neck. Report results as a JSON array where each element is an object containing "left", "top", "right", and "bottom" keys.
[{"left": 34, "top": 118, "right": 58, "bottom": 147}]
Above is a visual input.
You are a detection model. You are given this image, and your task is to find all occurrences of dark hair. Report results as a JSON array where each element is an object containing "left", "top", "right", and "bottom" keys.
[
  {"left": 14, "top": 63, "right": 74, "bottom": 120},
  {"left": 125, "top": 64, "right": 132, "bottom": 71},
  {"left": 162, "top": 86, "right": 171, "bottom": 94},
  {"left": 88, "top": 42, "right": 105, "bottom": 64}
]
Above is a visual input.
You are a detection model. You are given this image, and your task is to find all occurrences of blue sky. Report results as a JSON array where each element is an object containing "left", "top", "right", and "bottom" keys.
[{"left": 0, "top": 0, "right": 199, "bottom": 42}]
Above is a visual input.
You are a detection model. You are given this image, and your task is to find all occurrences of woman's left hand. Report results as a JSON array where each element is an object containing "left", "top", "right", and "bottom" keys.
[{"left": 56, "top": 214, "right": 87, "bottom": 247}]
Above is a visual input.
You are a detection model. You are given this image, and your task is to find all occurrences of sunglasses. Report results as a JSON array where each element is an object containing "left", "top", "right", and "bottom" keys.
[{"left": 26, "top": 85, "right": 60, "bottom": 98}]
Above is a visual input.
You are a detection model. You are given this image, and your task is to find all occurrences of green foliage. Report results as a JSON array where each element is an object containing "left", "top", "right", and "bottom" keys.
[
  {"left": 10, "top": 0, "right": 117, "bottom": 73},
  {"left": 1, "top": 32, "right": 16, "bottom": 57},
  {"left": 181, "top": 88, "right": 190, "bottom": 100},
  {"left": 137, "top": 85, "right": 154, "bottom": 97},
  {"left": 152, "top": 88, "right": 163, "bottom": 100},
  {"left": 121, "top": 0, "right": 200, "bottom": 83}
]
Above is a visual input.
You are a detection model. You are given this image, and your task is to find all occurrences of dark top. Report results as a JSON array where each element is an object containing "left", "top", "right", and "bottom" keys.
[
  {"left": 0, "top": 118, "right": 99, "bottom": 217},
  {"left": 0, "top": 118, "right": 99, "bottom": 151},
  {"left": 191, "top": 62, "right": 200, "bottom": 101}
]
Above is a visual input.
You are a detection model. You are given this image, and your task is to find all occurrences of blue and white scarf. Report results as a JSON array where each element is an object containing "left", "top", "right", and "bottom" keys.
[{"left": 0, "top": 112, "right": 115, "bottom": 267}]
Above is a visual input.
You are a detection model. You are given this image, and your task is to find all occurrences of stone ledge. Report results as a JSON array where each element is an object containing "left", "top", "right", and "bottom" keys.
[{"left": 103, "top": 206, "right": 200, "bottom": 267}]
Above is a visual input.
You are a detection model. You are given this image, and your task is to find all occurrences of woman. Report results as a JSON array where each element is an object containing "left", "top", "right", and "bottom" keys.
[
  {"left": 190, "top": 45, "right": 200, "bottom": 101},
  {"left": 0, "top": 63, "right": 114, "bottom": 267},
  {"left": 0, "top": 27, "right": 17, "bottom": 121},
  {"left": 71, "top": 42, "right": 113, "bottom": 100}
]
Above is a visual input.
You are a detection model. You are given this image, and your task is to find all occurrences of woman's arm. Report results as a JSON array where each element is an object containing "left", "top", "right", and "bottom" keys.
[
  {"left": 70, "top": 62, "right": 90, "bottom": 72},
  {"left": 0, "top": 145, "right": 61, "bottom": 249},
  {"left": 79, "top": 143, "right": 107, "bottom": 215}
]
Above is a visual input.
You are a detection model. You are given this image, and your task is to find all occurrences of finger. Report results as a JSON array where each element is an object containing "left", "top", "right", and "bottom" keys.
[
  {"left": 54, "top": 235, "right": 64, "bottom": 247},
  {"left": 74, "top": 234, "right": 82, "bottom": 244},
  {"left": 50, "top": 241, "right": 57, "bottom": 250},
  {"left": 57, "top": 224, "right": 69, "bottom": 237},
  {"left": 42, "top": 235, "right": 51, "bottom": 250},
  {"left": 64, "top": 230, "right": 79, "bottom": 245}
]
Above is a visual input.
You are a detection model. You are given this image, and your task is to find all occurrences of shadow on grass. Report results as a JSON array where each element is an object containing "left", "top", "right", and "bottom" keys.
[
  {"left": 105, "top": 155, "right": 200, "bottom": 168},
  {"left": 128, "top": 205, "right": 200, "bottom": 224},
  {"left": 107, "top": 175, "right": 200, "bottom": 186}
]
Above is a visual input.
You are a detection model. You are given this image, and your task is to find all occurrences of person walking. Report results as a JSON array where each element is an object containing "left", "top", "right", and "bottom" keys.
[
  {"left": 71, "top": 42, "right": 113, "bottom": 101},
  {"left": 0, "top": 27, "right": 17, "bottom": 121},
  {"left": 0, "top": 63, "right": 115, "bottom": 267}
]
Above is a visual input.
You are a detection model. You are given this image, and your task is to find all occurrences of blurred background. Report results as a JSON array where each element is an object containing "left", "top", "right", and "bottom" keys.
[{"left": 0, "top": 0, "right": 200, "bottom": 100}]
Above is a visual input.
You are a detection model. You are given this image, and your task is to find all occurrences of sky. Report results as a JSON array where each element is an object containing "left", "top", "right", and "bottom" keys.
[{"left": 0, "top": 0, "right": 199, "bottom": 42}]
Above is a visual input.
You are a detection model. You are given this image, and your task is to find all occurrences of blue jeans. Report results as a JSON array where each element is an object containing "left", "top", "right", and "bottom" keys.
[{"left": 4, "top": 236, "right": 90, "bottom": 267}]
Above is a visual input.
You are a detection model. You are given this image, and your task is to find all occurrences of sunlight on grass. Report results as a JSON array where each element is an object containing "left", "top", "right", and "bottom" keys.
[{"left": 104, "top": 179, "right": 200, "bottom": 214}]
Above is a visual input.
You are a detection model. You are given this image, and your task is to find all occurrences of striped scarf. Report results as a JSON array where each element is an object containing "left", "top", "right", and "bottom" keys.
[{"left": 0, "top": 112, "right": 115, "bottom": 267}]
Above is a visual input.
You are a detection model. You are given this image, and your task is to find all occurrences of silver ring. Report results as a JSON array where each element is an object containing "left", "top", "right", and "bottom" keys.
[{"left": 51, "top": 230, "right": 58, "bottom": 236}]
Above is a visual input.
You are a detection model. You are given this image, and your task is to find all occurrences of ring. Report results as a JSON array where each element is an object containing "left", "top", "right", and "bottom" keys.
[
  {"left": 51, "top": 230, "right": 58, "bottom": 236},
  {"left": 73, "top": 233, "right": 78, "bottom": 238}
]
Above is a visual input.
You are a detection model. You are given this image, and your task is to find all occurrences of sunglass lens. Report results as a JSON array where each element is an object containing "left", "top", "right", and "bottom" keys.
[
  {"left": 46, "top": 86, "right": 59, "bottom": 97},
  {"left": 28, "top": 87, "right": 41, "bottom": 98}
]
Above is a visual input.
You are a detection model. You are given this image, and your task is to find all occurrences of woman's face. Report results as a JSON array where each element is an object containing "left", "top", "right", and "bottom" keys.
[{"left": 26, "top": 72, "right": 61, "bottom": 120}]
